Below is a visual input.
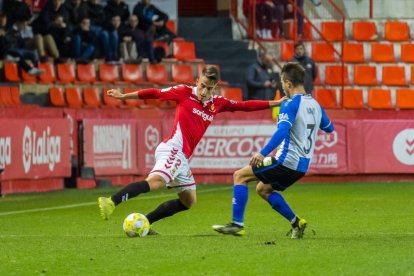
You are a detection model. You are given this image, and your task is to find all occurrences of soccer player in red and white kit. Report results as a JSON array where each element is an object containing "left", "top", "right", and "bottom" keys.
[{"left": 98, "top": 65, "right": 286, "bottom": 232}]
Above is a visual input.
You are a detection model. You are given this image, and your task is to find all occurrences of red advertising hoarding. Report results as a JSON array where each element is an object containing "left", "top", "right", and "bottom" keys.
[
  {"left": 136, "top": 120, "right": 163, "bottom": 174},
  {"left": 0, "top": 119, "right": 71, "bottom": 180},
  {"left": 82, "top": 119, "right": 139, "bottom": 175}
]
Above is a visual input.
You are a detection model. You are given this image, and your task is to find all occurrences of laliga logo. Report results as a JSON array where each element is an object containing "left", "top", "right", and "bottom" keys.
[
  {"left": 0, "top": 136, "right": 11, "bottom": 169},
  {"left": 145, "top": 125, "right": 159, "bottom": 150},
  {"left": 315, "top": 131, "right": 337, "bottom": 151},
  {"left": 22, "top": 126, "right": 61, "bottom": 173},
  {"left": 393, "top": 129, "right": 414, "bottom": 165}
]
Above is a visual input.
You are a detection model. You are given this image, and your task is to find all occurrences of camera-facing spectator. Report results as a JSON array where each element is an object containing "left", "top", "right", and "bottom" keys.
[
  {"left": 104, "top": 15, "right": 121, "bottom": 63},
  {"left": 64, "top": 0, "right": 88, "bottom": 30},
  {"left": 104, "top": 0, "right": 130, "bottom": 26},
  {"left": 32, "top": 0, "right": 69, "bottom": 36},
  {"left": 47, "top": 15, "right": 72, "bottom": 62},
  {"left": 72, "top": 17, "right": 96, "bottom": 63},
  {"left": 289, "top": 42, "right": 316, "bottom": 95}
]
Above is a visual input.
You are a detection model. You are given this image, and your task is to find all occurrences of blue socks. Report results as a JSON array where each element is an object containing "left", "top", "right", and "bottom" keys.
[
  {"left": 267, "top": 192, "right": 296, "bottom": 222},
  {"left": 232, "top": 185, "right": 248, "bottom": 226}
]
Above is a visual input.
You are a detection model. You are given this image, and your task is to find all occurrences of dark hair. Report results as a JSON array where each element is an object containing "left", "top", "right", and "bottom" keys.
[
  {"left": 281, "top": 62, "right": 305, "bottom": 87},
  {"left": 294, "top": 42, "right": 305, "bottom": 49},
  {"left": 201, "top": 65, "right": 219, "bottom": 83}
]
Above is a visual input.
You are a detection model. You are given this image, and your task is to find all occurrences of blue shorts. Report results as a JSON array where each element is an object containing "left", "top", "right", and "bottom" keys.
[{"left": 252, "top": 157, "right": 305, "bottom": 191}]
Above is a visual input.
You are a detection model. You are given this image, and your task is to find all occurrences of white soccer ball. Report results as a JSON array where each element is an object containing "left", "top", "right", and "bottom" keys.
[{"left": 123, "top": 213, "right": 150, "bottom": 238}]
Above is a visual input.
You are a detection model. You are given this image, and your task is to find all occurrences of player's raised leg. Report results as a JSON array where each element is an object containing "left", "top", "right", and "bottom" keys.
[
  {"left": 213, "top": 165, "right": 258, "bottom": 236},
  {"left": 98, "top": 174, "right": 165, "bottom": 220},
  {"left": 256, "top": 181, "right": 307, "bottom": 239}
]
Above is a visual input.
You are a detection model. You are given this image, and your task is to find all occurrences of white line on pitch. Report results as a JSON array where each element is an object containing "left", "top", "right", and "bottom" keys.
[{"left": 0, "top": 186, "right": 232, "bottom": 217}]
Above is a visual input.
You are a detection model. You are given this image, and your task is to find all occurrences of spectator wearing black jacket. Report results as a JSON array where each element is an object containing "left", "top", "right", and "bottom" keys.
[
  {"left": 64, "top": 0, "right": 88, "bottom": 31},
  {"left": 72, "top": 17, "right": 96, "bottom": 63},
  {"left": 32, "top": 0, "right": 69, "bottom": 35},
  {"left": 2, "top": 0, "right": 32, "bottom": 28},
  {"left": 103, "top": 15, "right": 121, "bottom": 62},
  {"left": 104, "top": 0, "right": 130, "bottom": 25},
  {"left": 47, "top": 15, "right": 72, "bottom": 61},
  {"left": 289, "top": 42, "right": 316, "bottom": 95}
]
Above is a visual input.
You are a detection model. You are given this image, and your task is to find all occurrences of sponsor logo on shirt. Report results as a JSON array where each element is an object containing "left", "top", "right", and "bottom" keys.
[
  {"left": 278, "top": 113, "right": 289, "bottom": 121},
  {"left": 192, "top": 108, "right": 213, "bottom": 122}
]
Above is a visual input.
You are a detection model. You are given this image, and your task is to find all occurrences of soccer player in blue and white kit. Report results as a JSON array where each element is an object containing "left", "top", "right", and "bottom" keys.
[{"left": 213, "top": 62, "right": 334, "bottom": 239}]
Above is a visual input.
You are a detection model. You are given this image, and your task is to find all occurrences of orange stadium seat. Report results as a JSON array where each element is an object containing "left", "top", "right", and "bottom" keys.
[
  {"left": 287, "top": 21, "right": 312, "bottom": 40},
  {"left": 76, "top": 63, "right": 97, "bottom": 84},
  {"left": 146, "top": 64, "right": 170, "bottom": 84},
  {"left": 4, "top": 63, "right": 20, "bottom": 82},
  {"left": 0, "top": 87, "right": 13, "bottom": 106},
  {"left": 313, "top": 88, "right": 340, "bottom": 109},
  {"left": 320, "top": 22, "right": 344, "bottom": 41},
  {"left": 83, "top": 87, "right": 101, "bottom": 108},
  {"left": 121, "top": 64, "right": 147, "bottom": 84},
  {"left": 384, "top": 21, "right": 410, "bottom": 41},
  {"left": 352, "top": 21, "right": 377, "bottom": 41},
  {"left": 382, "top": 66, "right": 407, "bottom": 86},
  {"left": 353, "top": 65, "right": 377, "bottom": 86},
  {"left": 123, "top": 87, "right": 145, "bottom": 108},
  {"left": 166, "top": 20, "right": 176, "bottom": 34},
  {"left": 102, "top": 87, "right": 122, "bottom": 107},
  {"left": 325, "top": 65, "right": 350, "bottom": 86},
  {"left": 280, "top": 41, "right": 294, "bottom": 61},
  {"left": 99, "top": 64, "right": 121, "bottom": 83},
  {"left": 400, "top": 44, "right": 414, "bottom": 63},
  {"left": 343, "top": 43, "right": 365, "bottom": 63},
  {"left": 368, "top": 89, "right": 393, "bottom": 109},
  {"left": 220, "top": 88, "right": 243, "bottom": 101},
  {"left": 153, "top": 41, "right": 170, "bottom": 57},
  {"left": 65, "top": 87, "right": 83, "bottom": 108},
  {"left": 173, "top": 41, "right": 201, "bottom": 61},
  {"left": 57, "top": 63, "right": 76, "bottom": 83},
  {"left": 171, "top": 64, "right": 194, "bottom": 84},
  {"left": 370, "top": 43, "right": 395, "bottom": 63},
  {"left": 10, "top": 87, "right": 21, "bottom": 106},
  {"left": 145, "top": 98, "right": 162, "bottom": 108},
  {"left": 21, "top": 68, "right": 37, "bottom": 83},
  {"left": 396, "top": 89, "right": 414, "bottom": 109},
  {"left": 411, "top": 66, "right": 414, "bottom": 85},
  {"left": 38, "top": 63, "right": 56, "bottom": 84},
  {"left": 312, "top": 43, "right": 336, "bottom": 62},
  {"left": 49, "top": 87, "right": 66, "bottom": 107},
  {"left": 343, "top": 89, "right": 365, "bottom": 109}
]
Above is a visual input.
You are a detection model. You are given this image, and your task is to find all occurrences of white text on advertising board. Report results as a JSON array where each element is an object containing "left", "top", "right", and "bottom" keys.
[{"left": 0, "top": 136, "right": 11, "bottom": 169}]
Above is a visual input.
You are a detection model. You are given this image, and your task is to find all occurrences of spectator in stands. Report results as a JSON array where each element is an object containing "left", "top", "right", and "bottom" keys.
[
  {"left": 272, "top": 0, "right": 288, "bottom": 38},
  {"left": 246, "top": 51, "right": 282, "bottom": 100},
  {"left": 2, "top": 0, "right": 33, "bottom": 28},
  {"left": 104, "top": 0, "right": 130, "bottom": 25},
  {"left": 3, "top": 19, "right": 45, "bottom": 76},
  {"left": 119, "top": 14, "right": 156, "bottom": 64},
  {"left": 133, "top": 0, "right": 176, "bottom": 43},
  {"left": 64, "top": 0, "right": 88, "bottom": 31},
  {"left": 104, "top": 15, "right": 121, "bottom": 63},
  {"left": 243, "top": 0, "right": 274, "bottom": 39},
  {"left": 289, "top": 42, "right": 316, "bottom": 94},
  {"left": 47, "top": 15, "right": 72, "bottom": 62},
  {"left": 72, "top": 17, "right": 96, "bottom": 63},
  {"left": 32, "top": 0, "right": 69, "bottom": 34}
]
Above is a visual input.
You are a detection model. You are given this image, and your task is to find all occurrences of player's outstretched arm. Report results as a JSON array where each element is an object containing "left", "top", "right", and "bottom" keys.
[
  {"left": 268, "top": 96, "right": 288, "bottom": 107},
  {"left": 107, "top": 88, "right": 139, "bottom": 100}
]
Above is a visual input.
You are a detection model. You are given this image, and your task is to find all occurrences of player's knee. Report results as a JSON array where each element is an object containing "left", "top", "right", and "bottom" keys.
[
  {"left": 146, "top": 175, "right": 166, "bottom": 190},
  {"left": 233, "top": 169, "right": 245, "bottom": 184},
  {"left": 256, "top": 185, "right": 268, "bottom": 199},
  {"left": 180, "top": 196, "right": 196, "bottom": 209}
]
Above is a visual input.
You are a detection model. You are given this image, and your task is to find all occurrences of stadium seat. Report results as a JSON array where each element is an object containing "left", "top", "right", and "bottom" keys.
[
  {"left": 343, "top": 43, "right": 365, "bottom": 63},
  {"left": 382, "top": 66, "right": 406, "bottom": 86},
  {"left": 146, "top": 64, "right": 171, "bottom": 84},
  {"left": 166, "top": 20, "right": 176, "bottom": 34},
  {"left": 4, "top": 62, "right": 20, "bottom": 82},
  {"left": 287, "top": 21, "right": 312, "bottom": 40},
  {"left": 370, "top": 43, "right": 395, "bottom": 63},
  {"left": 325, "top": 65, "right": 350, "bottom": 86},
  {"left": 10, "top": 87, "right": 21, "bottom": 106},
  {"left": 353, "top": 65, "right": 377, "bottom": 86},
  {"left": 320, "top": 22, "right": 344, "bottom": 41},
  {"left": 220, "top": 88, "right": 243, "bottom": 101},
  {"left": 312, "top": 43, "right": 336, "bottom": 62},
  {"left": 21, "top": 68, "right": 37, "bottom": 83},
  {"left": 38, "top": 63, "right": 56, "bottom": 84},
  {"left": 384, "top": 21, "right": 410, "bottom": 41},
  {"left": 57, "top": 63, "right": 76, "bottom": 83},
  {"left": 411, "top": 66, "right": 414, "bottom": 85},
  {"left": 313, "top": 88, "right": 340, "bottom": 109},
  {"left": 171, "top": 64, "right": 194, "bottom": 84},
  {"left": 76, "top": 63, "right": 97, "bottom": 84},
  {"left": 83, "top": 87, "right": 101, "bottom": 108},
  {"left": 65, "top": 87, "right": 83, "bottom": 108},
  {"left": 49, "top": 87, "right": 66, "bottom": 107},
  {"left": 0, "top": 87, "right": 13, "bottom": 106},
  {"left": 102, "top": 87, "right": 122, "bottom": 107},
  {"left": 314, "top": 66, "right": 321, "bottom": 85},
  {"left": 343, "top": 89, "right": 365, "bottom": 109},
  {"left": 368, "top": 89, "right": 393, "bottom": 109},
  {"left": 396, "top": 89, "right": 414, "bottom": 109},
  {"left": 280, "top": 41, "right": 294, "bottom": 61},
  {"left": 145, "top": 98, "right": 162, "bottom": 108},
  {"left": 123, "top": 87, "right": 145, "bottom": 108},
  {"left": 352, "top": 21, "right": 378, "bottom": 41},
  {"left": 99, "top": 64, "right": 121, "bottom": 83},
  {"left": 400, "top": 44, "right": 414, "bottom": 63},
  {"left": 173, "top": 41, "right": 202, "bottom": 62},
  {"left": 153, "top": 41, "right": 170, "bottom": 57},
  {"left": 121, "top": 64, "right": 147, "bottom": 84}
]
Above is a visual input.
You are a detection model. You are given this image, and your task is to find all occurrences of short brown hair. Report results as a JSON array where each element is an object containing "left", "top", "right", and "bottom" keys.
[
  {"left": 201, "top": 65, "right": 219, "bottom": 83},
  {"left": 281, "top": 62, "right": 305, "bottom": 87}
]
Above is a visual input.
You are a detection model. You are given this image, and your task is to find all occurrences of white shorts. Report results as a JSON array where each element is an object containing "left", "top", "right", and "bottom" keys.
[{"left": 149, "top": 143, "right": 196, "bottom": 192}]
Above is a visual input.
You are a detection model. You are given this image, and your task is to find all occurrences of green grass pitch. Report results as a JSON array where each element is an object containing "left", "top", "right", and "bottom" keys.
[{"left": 1, "top": 182, "right": 413, "bottom": 275}]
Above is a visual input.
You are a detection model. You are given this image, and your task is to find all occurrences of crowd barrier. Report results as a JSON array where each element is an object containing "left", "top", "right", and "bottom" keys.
[{"left": 1, "top": 108, "right": 413, "bottom": 194}]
